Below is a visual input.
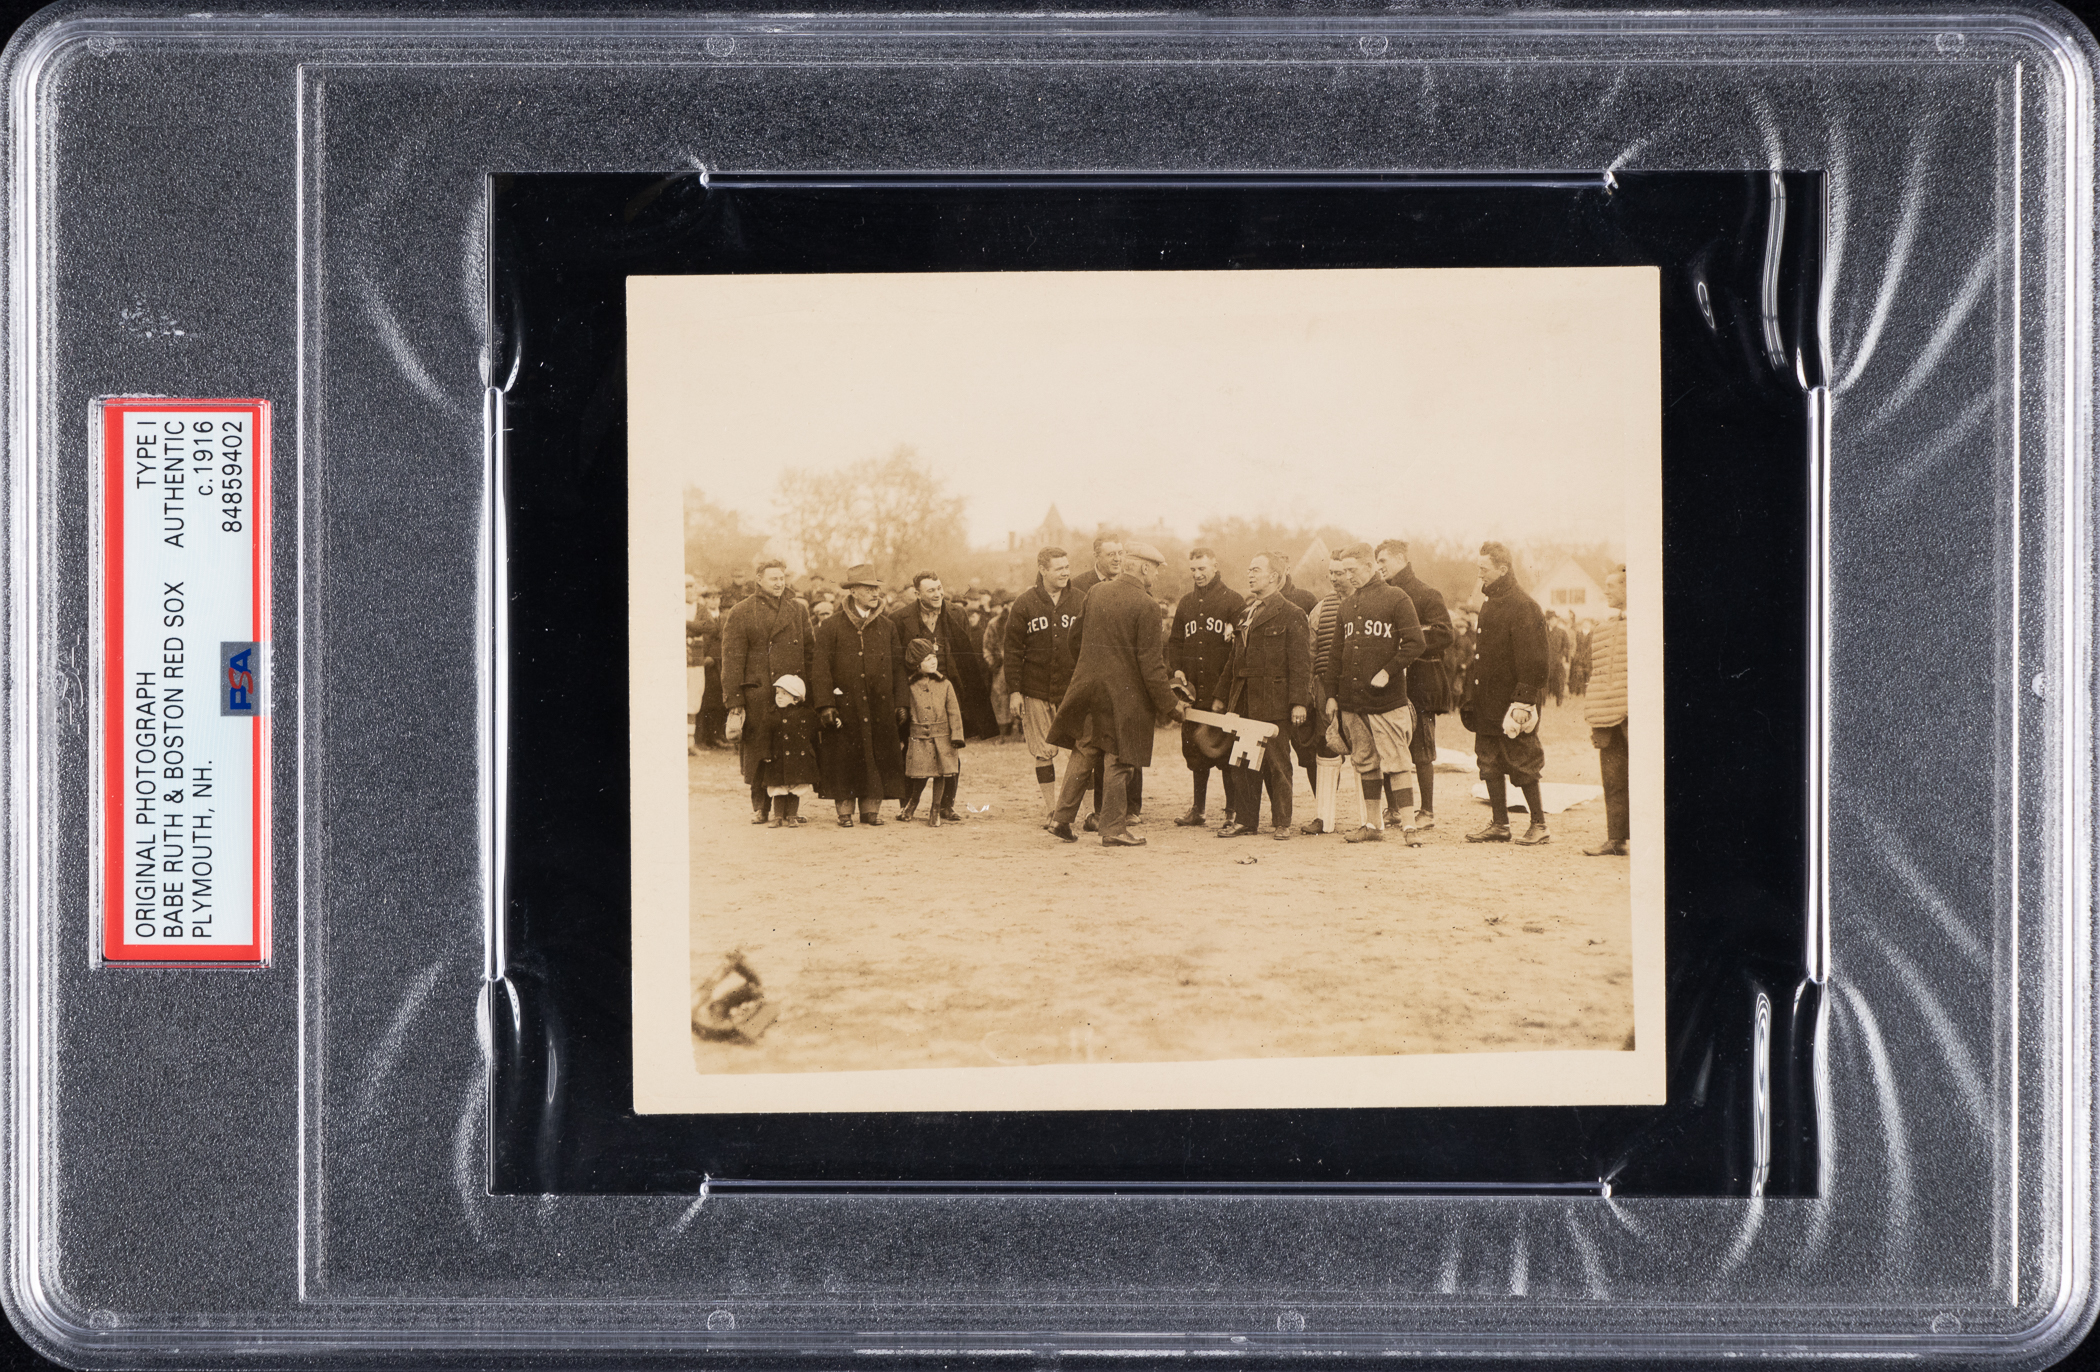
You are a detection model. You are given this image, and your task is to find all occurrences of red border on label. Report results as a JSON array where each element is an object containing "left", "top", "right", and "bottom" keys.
[{"left": 100, "top": 399, "right": 271, "bottom": 966}]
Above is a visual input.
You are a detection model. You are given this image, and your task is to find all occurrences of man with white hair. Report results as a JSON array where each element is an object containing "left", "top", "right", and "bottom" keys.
[{"left": 1046, "top": 542, "right": 1186, "bottom": 847}]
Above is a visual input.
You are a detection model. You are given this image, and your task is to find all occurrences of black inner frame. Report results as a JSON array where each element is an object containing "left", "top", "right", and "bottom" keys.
[{"left": 488, "top": 171, "right": 1823, "bottom": 1197}]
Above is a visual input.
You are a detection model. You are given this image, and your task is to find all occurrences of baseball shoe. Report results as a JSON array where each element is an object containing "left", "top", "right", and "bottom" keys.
[
  {"left": 1298, "top": 818, "right": 1327, "bottom": 835},
  {"left": 1100, "top": 834, "right": 1147, "bottom": 848},
  {"left": 1382, "top": 808, "right": 1401, "bottom": 829},
  {"left": 1343, "top": 824, "right": 1384, "bottom": 843},
  {"left": 1466, "top": 822, "right": 1512, "bottom": 843},
  {"left": 1400, "top": 825, "right": 1424, "bottom": 847},
  {"left": 1215, "top": 822, "right": 1256, "bottom": 839},
  {"left": 1413, "top": 810, "right": 1436, "bottom": 831},
  {"left": 1514, "top": 823, "right": 1552, "bottom": 846},
  {"left": 1173, "top": 809, "right": 1208, "bottom": 827},
  {"left": 1584, "top": 839, "right": 1627, "bottom": 856},
  {"left": 1048, "top": 822, "right": 1078, "bottom": 842}
]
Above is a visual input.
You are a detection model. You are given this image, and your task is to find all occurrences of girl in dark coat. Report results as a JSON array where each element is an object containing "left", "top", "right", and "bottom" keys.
[
  {"left": 760, "top": 675, "right": 821, "bottom": 828},
  {"left": 899, "top": 639, "right": 967, "bottom": 827}
]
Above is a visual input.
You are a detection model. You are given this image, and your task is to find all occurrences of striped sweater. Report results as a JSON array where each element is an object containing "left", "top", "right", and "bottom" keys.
[{"left": 1584, "top": 614, "right": 1628, "bottom": 727}]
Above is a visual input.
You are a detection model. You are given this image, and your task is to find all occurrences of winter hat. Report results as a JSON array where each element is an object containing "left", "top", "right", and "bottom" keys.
[
  {"left": 906, "top": 638, "right": 939, "bottom": 673},
  {"left": 773, "top": 674, "right": 807, "bottom": 703}
]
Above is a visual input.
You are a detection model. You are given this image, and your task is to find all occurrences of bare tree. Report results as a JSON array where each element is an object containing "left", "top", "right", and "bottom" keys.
[
  {"left": 775, "top": 447, "right": 968, "bottom": 586},
  {"left": 683, "top": 487, "right": 770, "bottom": 587}
]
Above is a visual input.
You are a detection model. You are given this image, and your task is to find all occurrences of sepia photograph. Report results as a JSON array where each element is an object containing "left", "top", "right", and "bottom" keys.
[{"left": 628, "top": 266, "right": 1666, "bottom": 1113}]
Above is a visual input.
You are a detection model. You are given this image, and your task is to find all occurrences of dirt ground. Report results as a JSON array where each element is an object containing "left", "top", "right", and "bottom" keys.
[{"left": 689, "top": 697, "right": 1632, "bottom": 1075}]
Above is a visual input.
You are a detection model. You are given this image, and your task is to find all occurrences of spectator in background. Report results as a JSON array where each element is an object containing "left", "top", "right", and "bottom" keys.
[
  {"left": 694, "top": 586, "right": 728, "bottom": 749},
  {"left": 1070, "top": 533, "right": 1122, "bottom": 597},
  {"left": 1546, "top": 611, "right": 1572, "bottom": 706},
  {"left": 1583, "top": 568, "right": 1629, "bottom": 857}
]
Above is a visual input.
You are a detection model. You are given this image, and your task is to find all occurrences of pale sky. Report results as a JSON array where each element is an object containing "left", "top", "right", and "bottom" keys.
[{"left": 628, "top": 267, "right": 1657, "bottom": 552}]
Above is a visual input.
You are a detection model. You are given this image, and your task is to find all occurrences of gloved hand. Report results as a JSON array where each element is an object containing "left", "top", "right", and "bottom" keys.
[{"left": 820, "top": 707, "right": 841, "bottom": 730}]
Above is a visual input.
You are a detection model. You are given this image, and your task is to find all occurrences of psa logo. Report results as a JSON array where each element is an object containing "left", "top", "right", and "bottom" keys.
[{"left": 219, "top": 641, "right": 264, "bottom": 716}]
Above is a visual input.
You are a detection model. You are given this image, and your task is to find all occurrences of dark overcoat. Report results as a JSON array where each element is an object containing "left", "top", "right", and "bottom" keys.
[
  {"left": 810, "top": 602, "right": 908, "bottom": 801},
  {"left": 888, "top": 600, "right": 1000, "bottom": 740},
  {"left": 1214, "top": 594, "right": 1313, "bottom": 724},
  {"left": 1460, "top": 571, "right": 1550, "bottom": 734},
  {"left": 1047, "top": 571, "right": 1179, "bottom": 766},
  {"left": 1388, "top": 564, "right": 1455, "bottom": 716},
  {"left": 720, "top": 589, "right": 813, "bottom": 786},
  {"left": 1278, "top": 577, "right": 1321, "bottom": 617}
]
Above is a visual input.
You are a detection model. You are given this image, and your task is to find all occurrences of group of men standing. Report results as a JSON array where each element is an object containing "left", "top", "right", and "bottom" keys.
[{"left": 716, "top": 535, "right": 1631, "bottom": 854}]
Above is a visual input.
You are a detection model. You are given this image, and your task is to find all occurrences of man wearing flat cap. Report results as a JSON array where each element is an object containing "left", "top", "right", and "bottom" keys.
[
  {"left": 1046, "top": 541, "right": 1185, "bottom": 846},
  {"left": 811, "top": 564, "right": 910, "bottom": 827}
]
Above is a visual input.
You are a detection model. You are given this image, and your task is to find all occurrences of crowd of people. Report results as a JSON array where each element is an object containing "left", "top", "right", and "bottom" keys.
[{"left": 685, "top": 534, "right": 1630, "bottom": 854}]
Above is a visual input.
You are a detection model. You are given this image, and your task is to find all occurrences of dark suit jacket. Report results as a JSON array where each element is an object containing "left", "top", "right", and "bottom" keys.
[{"left": 1214, "top": 593, "right": 1313, "bottom": 724}]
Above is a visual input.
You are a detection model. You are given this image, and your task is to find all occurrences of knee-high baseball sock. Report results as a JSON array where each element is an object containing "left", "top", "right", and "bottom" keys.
[
  {"left": 1486, "top": 775, "right": 1510, "bottom": 825},
  {"left": 1385, "top": 779, "right": 1413, "bottom": 819},
  {"left": 1190, "top": 765, "right": 1210, "bottom": 814},
  {"left": 1316, "top": 755, "right": 1340, "bottom": 830},
  {"left": 1415, "top": 763, "right": 1435, "bottom": 814},
  {"left": 1520, "top": 782, "right": 1545, "bottom": 827},
  {"left": 1036, "top": 764, "right": 1058, "bottom": 817},
  {"left": 1360, "top": 777, "right": 1385, "bottom": 827}
]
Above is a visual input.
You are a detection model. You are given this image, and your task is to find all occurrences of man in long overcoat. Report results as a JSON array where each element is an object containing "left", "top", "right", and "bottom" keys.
[
  {"left": 812, "top": 564, "right": 910, "bottom": 826},
  {"left": 1460, "top": 541, "right": 1552, "bottom": 845},
  {"left": 1375, "top": 538, "right": 1456, "bottom": 831},
  {"left": 1211, "top": 551, "right": 1313, "bottom": 839},
  {"left": 1046, "top": 542, "right": 1184, "bottom": 846},
  {"left": 719, "top": 558, "right": 814, "bottom": 824}
]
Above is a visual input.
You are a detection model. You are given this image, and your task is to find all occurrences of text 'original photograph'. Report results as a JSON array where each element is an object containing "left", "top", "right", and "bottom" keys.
[{"left": 629, "top": 266, "right": 1666, "bottom": 1114}]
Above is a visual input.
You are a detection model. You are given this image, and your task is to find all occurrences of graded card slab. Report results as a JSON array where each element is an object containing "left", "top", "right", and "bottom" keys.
[{"left": 98, "top": 399, "right": 271, "bottom": 966}]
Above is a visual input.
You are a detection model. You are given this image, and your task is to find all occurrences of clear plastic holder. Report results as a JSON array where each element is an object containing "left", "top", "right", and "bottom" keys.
[{"left": 3, "top": 2, "right": 2094, "bottom": 1364}]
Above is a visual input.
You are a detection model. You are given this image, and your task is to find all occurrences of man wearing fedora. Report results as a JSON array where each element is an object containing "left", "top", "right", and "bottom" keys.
[
  {"left": 811, "top": 564, "right": 911, "bottom": 827},
  {"left": 1210, "top": 550, "right": 1312, "bottom": 839},
  {"left": 1046, "top": 541, "right": 1185, "bottom": 846}
]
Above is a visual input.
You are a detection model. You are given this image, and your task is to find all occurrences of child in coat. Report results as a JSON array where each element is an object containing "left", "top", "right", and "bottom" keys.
[
  {"left": 762, "top": 674, "right": 821, "bottom": 827},
  {"left": 900, "top": 638, "right": 967, "bottom": 827}
]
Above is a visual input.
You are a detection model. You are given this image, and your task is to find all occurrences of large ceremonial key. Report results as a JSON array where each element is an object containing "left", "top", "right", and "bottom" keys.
[{"left": 1181, "top": 709, "right": 1280, "bottom": 770}]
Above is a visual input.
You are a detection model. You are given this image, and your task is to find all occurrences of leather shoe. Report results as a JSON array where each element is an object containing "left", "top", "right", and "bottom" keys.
[
  {"left": 1584, "top": 839, "right": 1628, "bottom": 856},
  {"left": 1343, "top": 824, "right": 1384, "bottom": 843},
  {"left": 751, "top": 810, "right": 769, "bottom": 825},
  {"left": 1100, "top": 833, "right": 1147, "bottom": 847},
  {"left": 1270, "top": 828, "right": 1292, "bottom": 841},
  {"left": 1412, "top": 810, "right": 1436, "bottom": 831},
  {"left": 1298, "top": 818, "right": 1326, "bottom": 835},
  {"left": 1514, "top": 823, "right": 1552, "bottom": 846},
  {"left": 1049, "top": 822, "right": 1078, "bottom": 843},
  {"left": 939, "top": 808, "right": 965, "bottom": 824},
  {"left": 1466, "top": 822, "right": 1511, "bottom": 843},
  {"left": 1216, "top": 822, "right": 1255, "bottom": 839},
  {"left": 1173, "top": 809, "right": 1208, "bottom": 827},
  {"left": 836, "top": 814, "right": 855, "bottom": 828},
  {"left": 896, "top": 804, "right": 918, "bottom": 824},
  {"left": 1083, "top": 813, "right": 1099, "bottom": 832},
  {"left": 859, "top": 812, "right": 884, "bottom": 827}
]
